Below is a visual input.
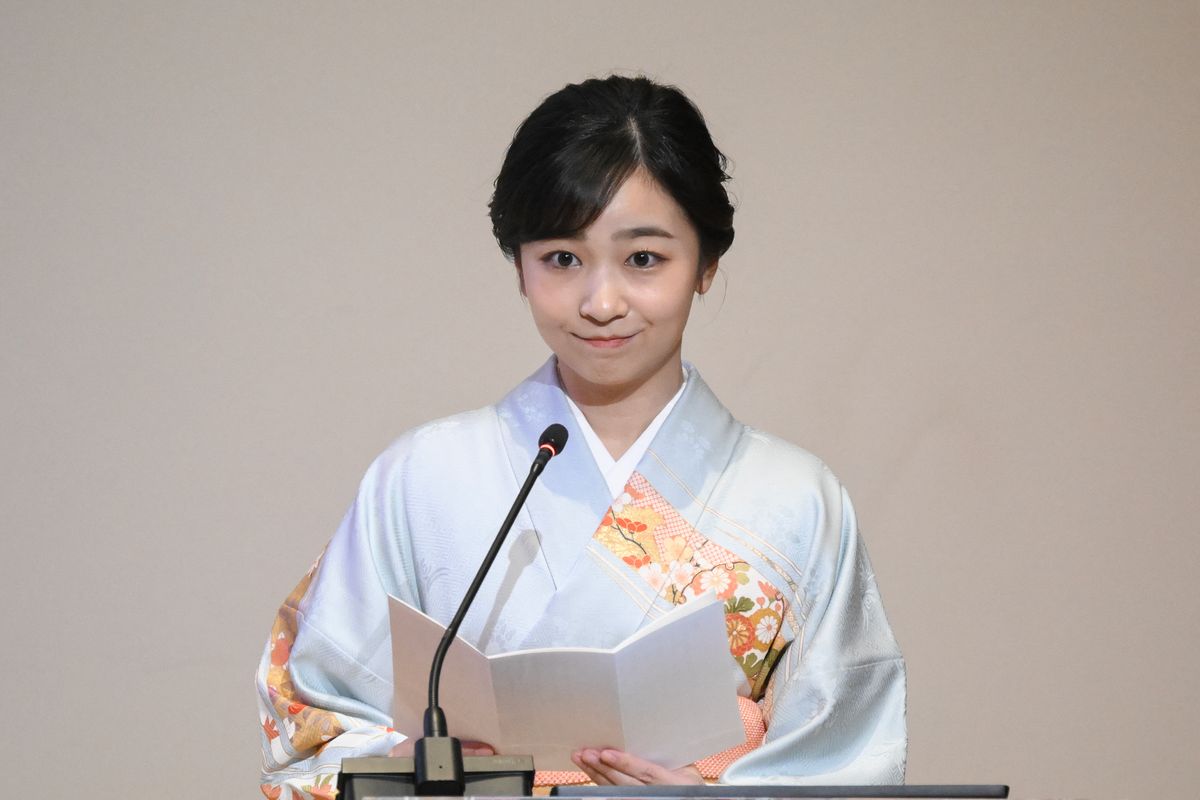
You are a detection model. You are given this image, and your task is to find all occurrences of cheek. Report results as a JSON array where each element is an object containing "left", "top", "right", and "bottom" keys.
[
  {"left": 526, "top": 272, "right": 584, "bottom": 317},
  {"left": 524, "top": 287, "right": 568, "bottom": 331},
  {"left": 649, "top": 289, "right": 697, "bottom": 326}
]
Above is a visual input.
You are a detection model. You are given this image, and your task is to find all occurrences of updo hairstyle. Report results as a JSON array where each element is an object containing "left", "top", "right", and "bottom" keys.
[{"left": 489, "top": 75, "right": 735, "bottom": 276}]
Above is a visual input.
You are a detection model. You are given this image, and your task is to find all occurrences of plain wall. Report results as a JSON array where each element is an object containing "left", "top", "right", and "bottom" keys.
[{"left": 2, "top": 2, "right": 1197, "bottom": 798}]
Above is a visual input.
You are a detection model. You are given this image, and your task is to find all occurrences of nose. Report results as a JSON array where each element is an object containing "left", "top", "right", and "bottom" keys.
[{"left": 579, "top": 263, "right": 628, "bottom": 325}]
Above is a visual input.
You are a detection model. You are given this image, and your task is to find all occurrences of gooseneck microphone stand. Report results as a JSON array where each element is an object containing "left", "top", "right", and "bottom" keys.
[{"left": 413, "top": 423, "right": 569, "bottom": 795}]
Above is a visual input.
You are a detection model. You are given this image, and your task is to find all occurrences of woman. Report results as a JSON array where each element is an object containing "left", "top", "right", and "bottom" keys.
[{"left": 256, "top": 75, "right": 906, "bottom": 798}]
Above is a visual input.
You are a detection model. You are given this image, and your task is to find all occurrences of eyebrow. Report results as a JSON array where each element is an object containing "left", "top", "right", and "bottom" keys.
[
  {"left": 613, "top": 226, "right": 675, "bottom": 241},
  {"left": 548, "top": 226, "right": 676, "bottom": 243}
]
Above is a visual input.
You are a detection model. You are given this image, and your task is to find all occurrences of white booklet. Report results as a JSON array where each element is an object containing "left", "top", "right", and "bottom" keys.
[{"left": 388, "top": 592, "right": 745, "bottom": 772}]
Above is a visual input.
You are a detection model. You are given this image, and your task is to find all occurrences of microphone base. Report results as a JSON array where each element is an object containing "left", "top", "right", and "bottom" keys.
[
  {"left": 337, "top": 754, "right": 535, "bottom": 799},
  {"left": 415, "top": 735, "right": 465, "bottom": 795}
]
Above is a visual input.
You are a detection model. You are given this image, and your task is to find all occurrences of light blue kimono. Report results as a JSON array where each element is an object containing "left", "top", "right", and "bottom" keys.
[{"left": 255, "top": 359, "right": 906, "bottom": 798}]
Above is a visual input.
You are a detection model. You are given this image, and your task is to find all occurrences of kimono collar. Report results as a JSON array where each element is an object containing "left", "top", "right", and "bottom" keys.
[
  {"left": 564, "top": 367, "right": 688, "bottom": 500},
  {"left": 493, "top": 357, "right": 743, "bottom": 589}
]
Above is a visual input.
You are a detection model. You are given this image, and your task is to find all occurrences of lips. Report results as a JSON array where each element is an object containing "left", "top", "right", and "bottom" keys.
[{"left": 575, "top": 333, "right": 637, "bottom": 348}]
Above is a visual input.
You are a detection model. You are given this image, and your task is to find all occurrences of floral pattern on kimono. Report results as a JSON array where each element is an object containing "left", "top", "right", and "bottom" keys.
[
  {"left": 262, "top": 557, "right": 348, "bottom": 754},
  {"left": 593, "top": 471, "right": 788, "bottom": 700},
  {"left": 256, "top": 553, "right": 402, "bottom": 799}
]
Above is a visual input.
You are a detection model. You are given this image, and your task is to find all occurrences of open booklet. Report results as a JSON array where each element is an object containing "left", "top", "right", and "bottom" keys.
[{"left": 388, "top": 592, "right": 745, "bottom": 772}]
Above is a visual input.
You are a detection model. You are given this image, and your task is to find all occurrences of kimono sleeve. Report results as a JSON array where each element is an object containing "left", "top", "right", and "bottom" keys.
[
  {"left": 721, "top": 485, "right": 908, "bottom": 785},
  {"left": 254, "top": 449, "right": 418, "bottom": 799}
]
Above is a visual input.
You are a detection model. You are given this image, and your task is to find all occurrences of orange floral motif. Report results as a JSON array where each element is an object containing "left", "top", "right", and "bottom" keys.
[
  {"left": 591, "top": 471, "right": 791, "bottom": 699},
  {"left": 271, "top": 632, "right": 291, "bottom": 667},
  {"left": 261, "top": 557, "right": 349, "bottom": 754},
  {"left": 262, "top": 716, "right": 279, "bottom": 740},
  {"left": 260, "top": 783, "right": 282, "bottom": 799},
  {"left": 304, "top": 773, "right": 337, "bottom": 799},
  {"left": 726, "top": 613, "right": 755, "bottom": 656}
]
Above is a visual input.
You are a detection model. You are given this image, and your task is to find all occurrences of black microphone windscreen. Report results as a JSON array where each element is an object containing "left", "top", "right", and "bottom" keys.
[{"left": 539, "top": 423, "right": 568, "bottom": 456}]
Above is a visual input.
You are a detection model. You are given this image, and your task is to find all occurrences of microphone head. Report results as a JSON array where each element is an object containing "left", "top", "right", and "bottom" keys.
[{"left": 538, "top": 423, "right": 569, "bottom": 458}]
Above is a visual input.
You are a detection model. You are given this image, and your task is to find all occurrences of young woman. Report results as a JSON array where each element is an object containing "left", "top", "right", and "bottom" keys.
[{"left": 256, "top": 76, "right": 906, "bottom": 798}]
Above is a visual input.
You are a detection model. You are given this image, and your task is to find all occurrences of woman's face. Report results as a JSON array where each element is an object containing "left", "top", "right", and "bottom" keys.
[{"left": 517, "top": 169, "right": 715, "bottom": 404}]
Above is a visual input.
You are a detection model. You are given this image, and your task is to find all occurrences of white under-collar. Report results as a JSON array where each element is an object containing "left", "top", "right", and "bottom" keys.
[{"left": 564, "top": 367, "right": 689, "bottom": 501}]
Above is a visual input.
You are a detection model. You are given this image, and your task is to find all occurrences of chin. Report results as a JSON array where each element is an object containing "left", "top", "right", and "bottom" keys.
[
  {"left": 557, "top": 358, "right": 633, "bottom": 390},
  {"left": 588, "top": 370, "right": 674, "bottom": 403},
  {"left": 566, "top": 363, "right": 626, "bottom": 387}
]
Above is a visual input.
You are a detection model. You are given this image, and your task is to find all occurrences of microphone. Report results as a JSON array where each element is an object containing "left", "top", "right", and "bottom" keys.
[
  {"left": 533, "top": 422, "right": 568, "bottom": 471},
  {"left": 414, "top": 423, "right": 569, "bottom": 795}
]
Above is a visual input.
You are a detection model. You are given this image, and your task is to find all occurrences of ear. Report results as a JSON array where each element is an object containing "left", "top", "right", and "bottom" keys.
[
  {"left": 514, "top": 252, "right": 526, "bottom": 296},
  {"left": 696, "top": 260, "right": 718, "bottom": 295}
]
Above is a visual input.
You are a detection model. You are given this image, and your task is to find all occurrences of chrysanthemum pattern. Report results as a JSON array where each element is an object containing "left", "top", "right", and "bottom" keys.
[{"left": 592, "top": 472, "right": 789, "bottom": 698}]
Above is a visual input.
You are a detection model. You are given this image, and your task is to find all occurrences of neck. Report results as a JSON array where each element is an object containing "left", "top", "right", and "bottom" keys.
[{"left": 558, "top": 359, "right": 684, "bottom": 460}]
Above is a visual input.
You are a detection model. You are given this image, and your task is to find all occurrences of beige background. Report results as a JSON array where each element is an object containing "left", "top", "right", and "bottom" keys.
[{"left": 2, "top": 2, "right": 1197, "bottom": 798}]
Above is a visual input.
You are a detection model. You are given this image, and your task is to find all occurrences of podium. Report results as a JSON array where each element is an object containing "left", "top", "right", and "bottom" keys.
[
  {"left": 552, "top": 788, "right": 1008, "bottom": 798},
  {"left": 337, "top": 759, "right": 1007, "bottom": 800}
]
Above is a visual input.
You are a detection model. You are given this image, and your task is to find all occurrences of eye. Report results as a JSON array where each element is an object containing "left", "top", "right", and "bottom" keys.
[
  {"left": 543, "top": 251, "right": 581, "bottom": 268},
  {"left": 627, "top": 251, "right": 662, "bottom": 268}
]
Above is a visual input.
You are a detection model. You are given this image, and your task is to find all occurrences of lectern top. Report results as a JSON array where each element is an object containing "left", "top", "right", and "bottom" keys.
[{"left": 550, "top": 786, "right": 1009, "bottom": 799}]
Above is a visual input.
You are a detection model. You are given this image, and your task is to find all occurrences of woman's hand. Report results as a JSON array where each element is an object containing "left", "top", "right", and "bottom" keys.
[
  {"left": 571, "top": 748, "right": 703, "bottom": 785},
  {"left": 389, "top": 739, "right": 496, "bottom": 757}
]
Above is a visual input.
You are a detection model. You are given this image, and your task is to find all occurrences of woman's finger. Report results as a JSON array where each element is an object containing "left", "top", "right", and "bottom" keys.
[
  {"left": 572, "top": 748, "right": 636, "bottom": 785},
  {"left": 571, "top": 749, "right": 608, "bottom": 785},
  {"left": 597, "top": 749, "right": 671, "bottom": 784},
  {"left": 572, "top": 747, "right": 702, "bottom": 786},
  {"left": 573, "top": 748, "right": 662, "bottom": 785}
]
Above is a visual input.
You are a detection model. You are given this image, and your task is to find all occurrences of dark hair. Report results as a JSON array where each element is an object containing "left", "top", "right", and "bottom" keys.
[{"left": 489, "top": 75, "right": 735, "bottom": 273}]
